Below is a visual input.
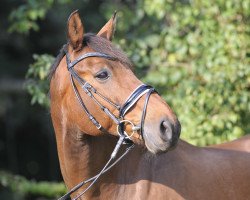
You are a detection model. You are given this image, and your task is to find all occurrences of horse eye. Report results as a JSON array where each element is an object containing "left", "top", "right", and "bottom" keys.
[{"left": 95, "top": 70, "right": 110, "bottom": 80}]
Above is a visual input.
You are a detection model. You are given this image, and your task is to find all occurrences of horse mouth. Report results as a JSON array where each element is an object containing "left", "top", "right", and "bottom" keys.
[
  {"left": 125, "top": 130, "right": 178, "bottom": 154},
  {"left": 145, "top": 137, "right": 171, "bottom": 154},
  {"left": 125, "top": 132, "right": 144, "bottom": 146}
]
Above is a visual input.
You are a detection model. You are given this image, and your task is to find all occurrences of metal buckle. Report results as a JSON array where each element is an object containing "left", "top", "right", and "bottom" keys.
[
  {"left": 82, "top": 82, "right": 93, "bottom": 97},
  {"left": 89, "top": 116, "right": 102, "bottom": 130},
  {"left": 117, "top": 120, "right": 140, "bottom": 140},
  {"left": 96, "top": 123, "right": 102, "bottom": 130}
]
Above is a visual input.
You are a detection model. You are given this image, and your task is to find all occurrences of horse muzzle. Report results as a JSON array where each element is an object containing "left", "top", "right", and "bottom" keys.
[{"left": 143, "top": 118, "right": 181, "bottom": 154}]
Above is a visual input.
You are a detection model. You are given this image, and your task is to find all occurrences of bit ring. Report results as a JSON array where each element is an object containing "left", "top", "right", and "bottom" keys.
[{"left": 117, "top": 120, "right": 139, "bottom": 139}]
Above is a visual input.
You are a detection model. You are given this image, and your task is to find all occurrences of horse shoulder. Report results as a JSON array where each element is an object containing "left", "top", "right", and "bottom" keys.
[
  {"left": 95, "top": 140, "right": 250, "bottom": 199},
  {"left": 202, "top": 145, "right": 250, "bottom": 199},
  {"left": 154, "top": 140, "right": 250, "bottom": 199}
]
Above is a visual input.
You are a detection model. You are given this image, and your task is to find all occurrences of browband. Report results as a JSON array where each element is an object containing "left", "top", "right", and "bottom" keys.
[{"left": 66, "top": 52, "right": 115, "bottom": 69}]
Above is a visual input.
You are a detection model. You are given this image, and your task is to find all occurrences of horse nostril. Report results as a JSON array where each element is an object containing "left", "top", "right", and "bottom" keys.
[{"left": 160, "top": 120, "right": 173, "bottom": 141}]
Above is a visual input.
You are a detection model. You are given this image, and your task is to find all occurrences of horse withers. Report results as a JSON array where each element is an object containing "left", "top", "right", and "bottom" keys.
[
  {"left": 210, "top": 134, "right": 250, "bottom": 152},
  {"left": 50, "top": 11, "right": 250, "bottom": 200}
]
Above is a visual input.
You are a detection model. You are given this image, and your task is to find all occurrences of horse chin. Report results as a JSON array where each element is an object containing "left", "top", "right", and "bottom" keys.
[{"left": 128, "top": 136, "right": 144, "bottom": 146}]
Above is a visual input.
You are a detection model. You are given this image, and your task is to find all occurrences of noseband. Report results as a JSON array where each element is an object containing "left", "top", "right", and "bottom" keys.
[{"left": 59, "top": 46, "right": 155, "bottom": 199}]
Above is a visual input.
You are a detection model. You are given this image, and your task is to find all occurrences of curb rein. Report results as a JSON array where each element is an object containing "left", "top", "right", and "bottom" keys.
[{"left": 58, "top": 46, "right": 155, "bottom": 200}]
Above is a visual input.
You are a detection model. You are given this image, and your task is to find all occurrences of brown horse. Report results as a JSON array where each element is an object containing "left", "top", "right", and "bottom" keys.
[
  {"left": 50, "top": 11, "right": 250, "bottom": 200},
  {"left": 210, "top": 134, "right": 250, "bottom": 152}
]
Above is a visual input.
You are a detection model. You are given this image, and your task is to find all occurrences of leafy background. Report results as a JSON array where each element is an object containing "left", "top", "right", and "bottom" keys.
[{"left": 0, "top": 0, "right": 249, "bottom": 199}]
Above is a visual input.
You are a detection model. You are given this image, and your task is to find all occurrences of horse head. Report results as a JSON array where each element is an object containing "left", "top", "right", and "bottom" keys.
[{"left": 50, "top": 11, "right": 181, "bottom": 154}]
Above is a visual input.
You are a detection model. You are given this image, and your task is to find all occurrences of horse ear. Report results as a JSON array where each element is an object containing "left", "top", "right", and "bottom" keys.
[
  {"left": 67, "top": 10, "right": 84, "bottom": 51},
  {"left": 97, "top": 12, "right": 117, "bottom": 41}
]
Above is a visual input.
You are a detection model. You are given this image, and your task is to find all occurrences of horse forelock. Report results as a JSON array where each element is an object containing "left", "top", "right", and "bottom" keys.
[{"left": 48, "top": 33, "right": 132, "bottom": 82}]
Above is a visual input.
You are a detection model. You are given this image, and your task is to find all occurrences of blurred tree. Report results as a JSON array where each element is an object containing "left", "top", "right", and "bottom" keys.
[
  {"left": 26, "top": 54, "right": 54, "bottom": 107},
  {"left": 0, "top": 170, "right": 66, "bottom": 199},
  {"left": 116, "top": 0, "right": 250, "bottom": 146},
  {"left": 8, "top": 0, "right": 72, "bottom": 35}
]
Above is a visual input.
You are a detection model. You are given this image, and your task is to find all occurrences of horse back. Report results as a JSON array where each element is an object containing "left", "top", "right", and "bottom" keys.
[{"left": 209, "top": 134, "right": 250, "bottom": 152}]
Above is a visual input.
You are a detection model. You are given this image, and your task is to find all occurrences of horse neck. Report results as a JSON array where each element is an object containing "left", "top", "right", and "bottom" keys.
[
  {"left": 54, "top": 121, "right": 118, "bottom": 191},
  {"left": 54, "top": 118, "right": 195, "bottom": 198}
]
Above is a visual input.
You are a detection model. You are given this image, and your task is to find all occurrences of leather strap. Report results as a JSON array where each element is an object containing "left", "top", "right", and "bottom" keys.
[
  {"left": 119, "top": 84, "right": 153, "bottom": 117},
  {"left": 67, "top": 52, "right": 115, "bottom": 69}
]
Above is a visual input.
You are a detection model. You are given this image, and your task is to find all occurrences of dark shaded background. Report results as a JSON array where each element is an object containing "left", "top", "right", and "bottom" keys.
[{"left": 0, "top": 0, "right": 108, "bottom": 182}]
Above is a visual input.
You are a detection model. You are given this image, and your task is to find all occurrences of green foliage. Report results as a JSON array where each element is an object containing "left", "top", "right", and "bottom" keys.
[
  {"left": 25, "top": 54, "right": 54, "bottom": 108},
  {"left": 111, "top": 0, "right": 250, "bottom": 145},
  {"left": 8, "top": 0, "right": 71, "bottom": 34},
  {"left": 0, "top": 171, "right": 66, "bottom": 198},
  {"left": 22, "top": 0, "right": 250, "bottom": 146}
]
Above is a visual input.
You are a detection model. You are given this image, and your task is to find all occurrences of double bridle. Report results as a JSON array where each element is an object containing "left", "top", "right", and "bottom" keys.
[{"left": 59, "top": 46, "right": 155, "bottom": 200}]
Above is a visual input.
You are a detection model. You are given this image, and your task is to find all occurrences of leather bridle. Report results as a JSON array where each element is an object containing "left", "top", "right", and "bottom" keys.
[{"left": 58, "top": 45, "right": 155, "bottom": 199}]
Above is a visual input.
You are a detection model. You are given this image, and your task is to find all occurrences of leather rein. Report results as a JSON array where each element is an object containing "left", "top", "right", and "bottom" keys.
[{"left": 58, "top": 45, "right": 155, "bottom": 199}]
